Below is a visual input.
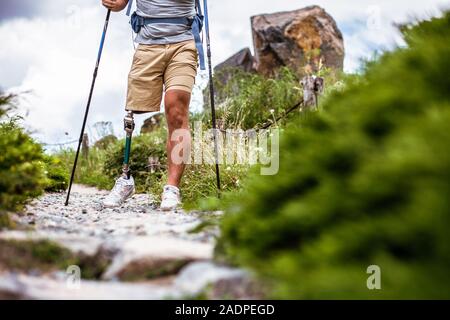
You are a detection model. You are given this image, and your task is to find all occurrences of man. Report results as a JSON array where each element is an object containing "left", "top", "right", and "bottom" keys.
[{"left": 101, "top": 0, "right": 200, "bottom": 211}]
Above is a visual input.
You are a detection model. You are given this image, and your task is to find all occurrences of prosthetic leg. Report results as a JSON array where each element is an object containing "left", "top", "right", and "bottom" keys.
[
  {"left": 102, "top": 111, "right": 136, "bottom": 208},
  {"left": 122, "top": 111, "right": 135, "bottom": 179}
]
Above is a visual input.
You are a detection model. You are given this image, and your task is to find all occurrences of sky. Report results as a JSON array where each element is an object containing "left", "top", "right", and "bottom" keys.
[{"left": 0, "top": 0, "right": 449, "bottom": 147}]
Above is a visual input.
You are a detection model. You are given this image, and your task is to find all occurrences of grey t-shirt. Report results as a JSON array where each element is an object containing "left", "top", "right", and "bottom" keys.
[{"left": 135, "top": 0, "right": 196, "bottom": 45}]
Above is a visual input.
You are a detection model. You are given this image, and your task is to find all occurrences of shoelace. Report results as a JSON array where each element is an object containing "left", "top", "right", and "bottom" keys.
[{"left": 163, "top": 188, "right": 179, "bottom": 201}]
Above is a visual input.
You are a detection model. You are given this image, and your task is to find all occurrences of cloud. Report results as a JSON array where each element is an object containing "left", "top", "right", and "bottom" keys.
[
  {"left": 0, "top": 0, "right": 449, "bottom": 145},
  {"left": 0, "top": 0, "right": 41, "bottom": 21},
  {"left": 0, "top": 0, "right": 96, "bottom": 22},
  {"left": 0, "top": 5, "right": 134, "bottom": 144}
]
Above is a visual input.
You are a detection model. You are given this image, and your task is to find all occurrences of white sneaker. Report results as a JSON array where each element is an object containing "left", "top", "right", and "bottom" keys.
[
  {"left": 102, "top": 176, "right": 135, "bottom": 208},
  {"left": 160, "top": 185, "right": 181, "bottom": 211}
]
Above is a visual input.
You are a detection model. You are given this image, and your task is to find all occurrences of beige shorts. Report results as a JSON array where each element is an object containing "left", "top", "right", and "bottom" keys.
[{"left": 126, "top": 40, "right": 198, "bottom": 113}]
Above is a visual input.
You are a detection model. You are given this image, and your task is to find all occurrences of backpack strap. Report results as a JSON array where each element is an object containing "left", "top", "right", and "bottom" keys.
[
  {"left": 126, "top": 0, "right": 133, "bottom": 16},
  {"left": 193, "top": 0, "right": 205, "bottom": 70}
]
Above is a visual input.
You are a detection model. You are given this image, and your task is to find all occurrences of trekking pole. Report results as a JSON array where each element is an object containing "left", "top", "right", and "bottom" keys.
[
  {"left": 65, "top": 9, "right": 111, "bottom": 206},
  {"left": 203, "top": 0, "right": 221, "bottom": 195}
]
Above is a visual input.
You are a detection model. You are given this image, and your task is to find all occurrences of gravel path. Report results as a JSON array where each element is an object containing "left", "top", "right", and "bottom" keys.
[
  {"left": 21, "top": 185, "right": 219, "bottom": 242},
  {"left": 0, "top": 185, "right": 254, "bottom": 300}
]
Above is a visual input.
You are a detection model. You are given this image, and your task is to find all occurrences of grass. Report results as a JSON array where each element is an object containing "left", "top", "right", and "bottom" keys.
[{"left": 56, "top": 148, "right": 114, "bottom": 190}]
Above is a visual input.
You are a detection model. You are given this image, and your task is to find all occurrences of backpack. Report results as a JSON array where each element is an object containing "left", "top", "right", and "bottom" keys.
[{"left": 126, "top": 0, "right": 205, "bottom": 70}]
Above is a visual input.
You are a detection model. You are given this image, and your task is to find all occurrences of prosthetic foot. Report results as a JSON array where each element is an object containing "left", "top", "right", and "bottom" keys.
[{"left": 103, "top": 112, "right": 136, "bottom": 208}]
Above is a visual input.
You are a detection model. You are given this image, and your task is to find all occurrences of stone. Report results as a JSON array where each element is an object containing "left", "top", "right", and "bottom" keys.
[
  {"left": 140, "top": 113, "right": 164, "bottom": 134},
  {"left": 205, "top": 48, "right": 257, "bottom": 107},
  {"left": 0, "top": 185, "right": 250, "bottom": 299},
  {"left": 207, "top": 275, "right": 265, "bottom": 300},
  {"left": 251, "top": 5, "right": 344, "bottom": 76},
  {"left": 174, "top": 261, "right": 247, "bottom": 295},
  {"left": 174, "top": 261, "right": 265, "bottom": 299},
  {"left": 102, "top": 236, "right": 213, "bottom": 281},
  {"left": 214, "top": 48, "right": 256, "bottom": 83},
  {"left": 0, "top": 272, "right": 176, "bottom": 300},
  {"left": 216, "top": 48, "right": 255, "bottom": 73},
  {"left": 0, "top": 261, "right": 254, "bottom": 300}
]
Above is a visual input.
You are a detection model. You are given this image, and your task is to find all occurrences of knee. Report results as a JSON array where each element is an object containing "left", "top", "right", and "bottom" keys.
[
  {"left": 165, "top": 93, "right": 189, "bottom": 130},
  {"left": 166, "top": 109, "right": 185, "bottom": 130}
]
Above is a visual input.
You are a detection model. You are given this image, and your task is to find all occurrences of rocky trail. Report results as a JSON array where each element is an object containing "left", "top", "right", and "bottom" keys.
[{"left": 0, "top": 185, "right": 257, "bottom": 300}]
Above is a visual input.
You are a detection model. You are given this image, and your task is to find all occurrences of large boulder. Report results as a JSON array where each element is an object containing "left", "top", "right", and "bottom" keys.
[
  {"left": 204, "top": 48, "right": 256, "bottom": 109},
  {"left": 251, "top": 5, "right": 344, "bottom": 76}
]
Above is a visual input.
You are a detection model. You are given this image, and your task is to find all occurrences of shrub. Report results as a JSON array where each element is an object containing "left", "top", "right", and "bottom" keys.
[
  {"left": 55, "top": 147, "right": 114, "bottom": 191},
  {"left": 207, "top": 67, "right": 302, "bottom": 130},
  {"left": 94, "top": 134, "right": 118, "bottom": 150},
  {"left": 43, "top": 155, "right": 69, "bottom": 192},
  {"left": 206, "top": 66, "right": 342, "bottom": 130},
  {"left": 0, "top": 118, "right": 46, "bottom": 213},
  {"left": 217, "top": 13, "right": 450, "bottom": 299}
]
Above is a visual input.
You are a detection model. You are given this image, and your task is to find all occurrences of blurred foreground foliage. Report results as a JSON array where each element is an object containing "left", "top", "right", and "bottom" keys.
[{"left": 217, "top": 13, "right": 450, "bottom": 299}]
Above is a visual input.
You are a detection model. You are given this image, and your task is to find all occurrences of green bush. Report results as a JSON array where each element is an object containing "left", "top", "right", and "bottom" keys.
[
  {"left": 0, "top": 92, "right": 49, "bottom": 230},
  {"left": 209, "top": 67, "right": 301, "bottom": 130},
  {"left": 0, "top": 119, "right": 46, "bottom": 214},
  {"left": 217, "top": 13, "right": 450, "bottom": 299},
  {"left": 43, "top": 155, "right": 69, "bottom": 192},
  {"left": 55, "top": 147, "right": 114, "bottom": 191},
  {"left": 207, "top": 66, "right": 342, "bottom": 131}
]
